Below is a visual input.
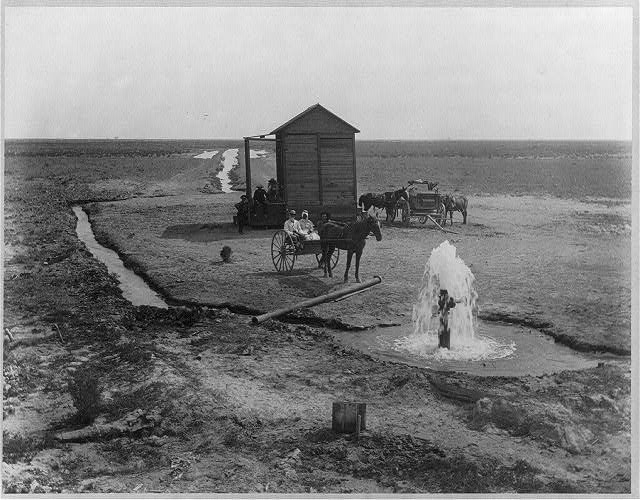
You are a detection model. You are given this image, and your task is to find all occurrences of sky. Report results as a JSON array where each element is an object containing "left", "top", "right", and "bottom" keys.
[{"left": 3, "top": 6, "right": 634, "bottom": 140}]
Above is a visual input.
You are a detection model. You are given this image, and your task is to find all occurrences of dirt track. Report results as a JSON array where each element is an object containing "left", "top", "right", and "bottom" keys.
[{"left": 2, "top": 149, "right": 633, "bottom": 494}]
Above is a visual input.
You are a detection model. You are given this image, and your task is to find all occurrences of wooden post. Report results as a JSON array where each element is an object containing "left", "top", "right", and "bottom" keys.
[
  {"left": 332, "top": 402, "right": 366, "bottom": 434},
  {"left": 438, "top": 323, "right": 450, "bottom": 349},
  {"left": 244, "top": 137, "right": 251, "bottom": 199}
]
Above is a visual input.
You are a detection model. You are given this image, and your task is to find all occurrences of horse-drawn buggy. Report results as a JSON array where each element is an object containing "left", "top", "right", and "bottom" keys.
[
  {"left": 271, "top": 230, "right": 339, "bottom": 273},
  {"left": 391, "top": 179, "right": 447, "bottom": 226},
  {"left": 271, "top": 211, "right": 382, "bottom": 283}
]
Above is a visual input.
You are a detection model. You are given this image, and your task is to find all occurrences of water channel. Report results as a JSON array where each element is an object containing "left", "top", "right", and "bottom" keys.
[{"left": 73, "top": 206, "right": 168, "bottom": 308}]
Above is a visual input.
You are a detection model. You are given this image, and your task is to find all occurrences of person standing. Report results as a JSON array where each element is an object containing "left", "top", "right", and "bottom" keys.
[{"left": 235, "top": 194, "right": 250, "bottom": 234}]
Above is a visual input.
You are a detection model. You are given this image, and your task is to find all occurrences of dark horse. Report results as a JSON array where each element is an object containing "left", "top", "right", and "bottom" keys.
[
  {"left": 358, "top": 187, "right": 409, "bottom": 221},
  {"left": 442, "top": 194, "right": 468, "bottom": 225},
  {"left": 319, "top": 213, "right": 382, "bottom": 283}
]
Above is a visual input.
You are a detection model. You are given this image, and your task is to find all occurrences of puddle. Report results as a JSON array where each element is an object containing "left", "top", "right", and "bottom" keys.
[
  {"left": 193, "top": 150, "right": 219, "bottom": 159},
  {"left": 219, "top": 149, "right": 238, "bottom": 193},
  {"left": 332, "top": 320, "right": 601, "bottom": 377},
  {"left": 73, "top": 206, "right": 168, "bottom": 308}
]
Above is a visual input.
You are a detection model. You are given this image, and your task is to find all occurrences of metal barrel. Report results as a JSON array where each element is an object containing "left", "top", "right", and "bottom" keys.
[{"left": 251, "top": 276, "right": 382, "bottom": 324}]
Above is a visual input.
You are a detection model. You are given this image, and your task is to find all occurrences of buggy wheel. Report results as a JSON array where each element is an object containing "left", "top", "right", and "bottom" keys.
[
  {"left": 401, "top": 203, "right": 410, "bottom": 225},
  {"left": 271, "top": 230, "right": 296, "bottom": 273},
  {"left": 315, "top": 247, "right": 340, "bottom": 270}
]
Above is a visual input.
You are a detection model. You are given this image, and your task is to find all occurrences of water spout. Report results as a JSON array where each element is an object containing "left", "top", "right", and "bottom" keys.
[
  {"left": 395, "top": 241, "right": 514, "bottom": 360},
  {"left": 412, "top": 240, "right": 478, "bottom": 344}
]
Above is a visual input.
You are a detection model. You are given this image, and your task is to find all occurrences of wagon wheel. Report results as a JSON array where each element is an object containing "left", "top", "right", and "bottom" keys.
[
  {"left": 271, "top": 230, "right": 297, "bottom": 273},
  {"left": 315, "top": 247, "right": 340, "bottom": 270}
]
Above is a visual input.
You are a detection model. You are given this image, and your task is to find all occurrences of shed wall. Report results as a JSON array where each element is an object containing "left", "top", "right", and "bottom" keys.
[
  {"left": 283, "top": 134, "right": 320, "bottom": 208},
  {"left": 319, "top": 137, "right": 355, "bottom": 207}
]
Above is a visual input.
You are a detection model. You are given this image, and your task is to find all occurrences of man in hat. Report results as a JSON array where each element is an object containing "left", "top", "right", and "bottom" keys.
[
  {"left": 234, "top": 194, "right": 250, "bottom": 234},
  {"left": 284, "top": 209, "right": 304, "bottom": 250},
  {"left": 266, "top": 178, "right": 280, "bottom": 202},
  {"left": 253, "top": 184, "right": 268, "bottom": 216}
]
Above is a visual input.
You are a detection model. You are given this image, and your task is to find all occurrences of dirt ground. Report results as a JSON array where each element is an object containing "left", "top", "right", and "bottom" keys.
[{"left": 2, "top": 150, "right": 634, "bottom": 494}]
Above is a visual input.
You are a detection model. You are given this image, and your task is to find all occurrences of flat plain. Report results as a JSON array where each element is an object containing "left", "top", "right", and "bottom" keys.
[{"left": 2, "top": 140, "right": 633, "bottom": 494}]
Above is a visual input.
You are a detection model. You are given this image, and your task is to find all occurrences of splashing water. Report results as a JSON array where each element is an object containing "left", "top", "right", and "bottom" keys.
[{"left": 394, "top": 241, "right": 515, "bottom": 360}]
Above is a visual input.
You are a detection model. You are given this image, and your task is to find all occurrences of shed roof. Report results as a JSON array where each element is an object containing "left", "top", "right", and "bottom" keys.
[{"left": 270, "top": 103, "right": 360, "bottom": 135}]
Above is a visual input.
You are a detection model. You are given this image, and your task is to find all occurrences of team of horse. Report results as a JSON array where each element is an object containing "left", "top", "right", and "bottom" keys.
[
  {"left": 358, "top": 187, "right": 410, "bottom": 221},
  {"left": 358, "top": 186, "right": 468, "bottom": 226}
]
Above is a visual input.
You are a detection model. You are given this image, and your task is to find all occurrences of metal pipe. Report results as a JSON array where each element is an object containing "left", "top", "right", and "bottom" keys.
[
  {"left": 333, "top": 286, "right": 374, "bottom": 302},
  {"left": 251, "top": 276, "right": 382, "bottom": 324},
  {"left": 427, "top": 215, "right": 458, "bottom": 234}
]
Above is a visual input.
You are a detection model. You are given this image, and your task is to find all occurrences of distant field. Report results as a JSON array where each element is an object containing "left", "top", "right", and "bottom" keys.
[
  {"left": 5, "top": 139, "right": 632, "bottom": 200},
  {"left": 355, "top": 140, "right": 632, "bottom": 200}
]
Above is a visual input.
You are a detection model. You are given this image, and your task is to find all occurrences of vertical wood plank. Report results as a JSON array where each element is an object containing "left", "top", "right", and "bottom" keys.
[
  {"left": 352, "top": 135, "right": 357, "bottom": 206},
  {"left": 317, "top": 134, "right": 323, "bottom": 205},
  {"left": 282, "top": 135, "right": 288, "bottom": 204}
]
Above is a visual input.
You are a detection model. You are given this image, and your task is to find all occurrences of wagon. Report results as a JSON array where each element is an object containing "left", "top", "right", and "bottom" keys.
[
  {"left": 271, "top": 230, "right": 340, "bottom": 273},
  {"left": 390, "top": 180, "right": 446, "bottom": 226}
]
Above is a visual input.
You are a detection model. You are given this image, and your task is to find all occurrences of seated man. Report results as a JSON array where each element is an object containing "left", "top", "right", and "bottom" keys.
[
  {"left": 283, "top": 209, "right": 304, "bottom": 249},
  {"left": 253, "top": 184, "right": 268, "bottom": 215},
  {"left": 266, "top": 178, "right": 280, "bottom": 202},
  {"left": 298, "top": 210, "right": 320, "bottom": 240}
]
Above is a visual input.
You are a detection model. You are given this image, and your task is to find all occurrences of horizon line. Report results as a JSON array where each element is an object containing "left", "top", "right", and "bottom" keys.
[{"left": 3, "top": 137, "right": 633, "bottom": 142}]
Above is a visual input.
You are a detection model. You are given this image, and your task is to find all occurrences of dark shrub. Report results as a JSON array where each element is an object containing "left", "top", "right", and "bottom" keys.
[{"left": 68, "top": 368, "right": 101, "bottom": 424}]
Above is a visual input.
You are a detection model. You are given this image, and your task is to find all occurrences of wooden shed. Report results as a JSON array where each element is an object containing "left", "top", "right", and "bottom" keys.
[{"left": 244, "top": 104, "right": 359, "bottom": 226}]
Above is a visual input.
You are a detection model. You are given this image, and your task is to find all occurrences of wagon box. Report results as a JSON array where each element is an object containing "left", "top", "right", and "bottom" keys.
[{"left": 390, "top": 179, "right": 447, "bottom": 226}]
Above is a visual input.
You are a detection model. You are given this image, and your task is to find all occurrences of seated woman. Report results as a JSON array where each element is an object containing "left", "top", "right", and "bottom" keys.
[{"left": 298, "top": 210, "right": 320, "bottom": 240}]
